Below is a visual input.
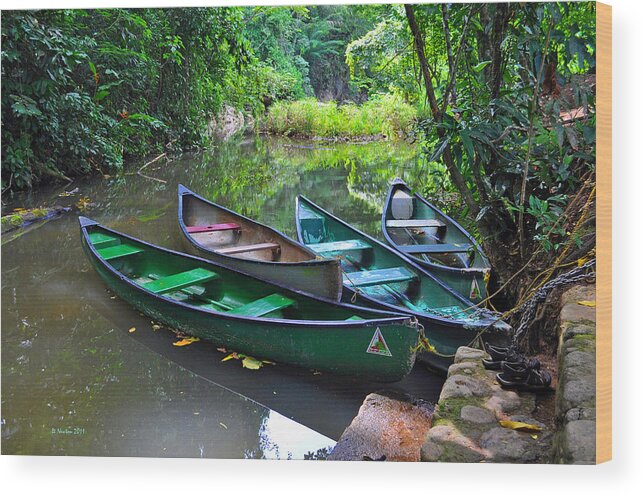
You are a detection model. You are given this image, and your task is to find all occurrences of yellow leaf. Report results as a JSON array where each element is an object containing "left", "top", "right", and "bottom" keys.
[
  {"left": 152, "top": 324, "right": 161, "bottom": 331},
  {"left": 242, "top": 356, "right": 263, "bottom": 370},
  {"left": 172, "top": 337, "right": 200, "bottom": 347},
  {"left": 222, "top": 352, "right": 238, "bottom": 362},
  {"left": 128, "top": 327, "right": 136, "bottom": 333},
  {"left": 577, "top": 300, "right": 596, "bottom": 307},
  {"left": 498, "top": 420, "right": 542, "bottom": 433},
  {"left": 531, "top": 434, "right": 538, "bottom": 440}
]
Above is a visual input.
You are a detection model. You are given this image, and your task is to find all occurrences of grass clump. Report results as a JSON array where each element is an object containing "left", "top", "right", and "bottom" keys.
[{"left": 262, "top": 93, "right": 417, "bottom": 140}]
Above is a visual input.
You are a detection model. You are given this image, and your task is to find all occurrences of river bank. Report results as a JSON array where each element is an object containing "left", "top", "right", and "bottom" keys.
[{"left": 329, "top": 283, "right": 597, "bottom": 464}]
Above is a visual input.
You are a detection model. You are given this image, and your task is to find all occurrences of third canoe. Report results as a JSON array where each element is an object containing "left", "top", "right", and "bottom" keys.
[{"left": 382, "top": 179, "right": 491, "bottom": 303}]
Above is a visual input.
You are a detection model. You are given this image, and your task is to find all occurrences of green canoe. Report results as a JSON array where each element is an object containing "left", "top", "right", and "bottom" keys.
[
  {"left": 178, "top": 184, "right": 342, "bottom": 301},
  {"left": 382, "top": 179, "right": 491, "bottom": 303},
  {"left": 79, "top": 216, "right": 419, "bottom": 382},
  {"left": 294, "top": 196, "right": 513, "bottom": 372}
]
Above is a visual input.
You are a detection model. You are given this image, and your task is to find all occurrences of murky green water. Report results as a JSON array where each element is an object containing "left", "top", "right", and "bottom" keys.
[{"left": 1, "top": 136, "right": 445, "bottom": 459}]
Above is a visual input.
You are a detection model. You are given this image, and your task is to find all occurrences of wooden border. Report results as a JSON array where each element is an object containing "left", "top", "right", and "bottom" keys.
[{"left": 596, "top": 1, "right": 612, "bottom": 464}]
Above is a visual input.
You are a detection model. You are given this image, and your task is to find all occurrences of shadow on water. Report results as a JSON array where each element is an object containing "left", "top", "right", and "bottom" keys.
[{"left": 2, "top": 136, "right": 446, "bottom": 458}]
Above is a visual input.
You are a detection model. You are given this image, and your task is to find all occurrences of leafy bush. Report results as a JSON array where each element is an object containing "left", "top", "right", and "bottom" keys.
[
  {"left": 1, "top": 8, "right": 249, "bottom": 191},
  {"left": 262, "top": 93, "right": 416, "bottom": 139}
]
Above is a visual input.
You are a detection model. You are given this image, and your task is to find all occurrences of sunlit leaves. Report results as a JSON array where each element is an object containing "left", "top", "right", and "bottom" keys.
[{"left": 173, "top": 337, "right": 200, "bottom": 346}]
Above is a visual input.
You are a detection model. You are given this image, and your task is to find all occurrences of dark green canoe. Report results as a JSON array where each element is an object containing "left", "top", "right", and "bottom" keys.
[
  {"left": 79, "top": 216, "right": 418, "bottom": 382},
  {"left": 382, "top": 179, "right": 491, "bottom": 303},
  {"left": 294, "top": 196, "right": 512, "bottom": 372},
  {"left": 178, "top": 184, "right": 343, "bottom": 301}
]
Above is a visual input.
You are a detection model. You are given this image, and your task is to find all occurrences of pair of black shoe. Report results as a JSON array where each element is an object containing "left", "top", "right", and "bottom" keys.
[{"left": 483, "top": 343, "right": 552, "bottom": 393}]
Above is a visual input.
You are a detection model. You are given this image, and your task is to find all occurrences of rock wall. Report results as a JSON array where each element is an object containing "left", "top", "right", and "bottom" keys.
[
  {"left": 206, "top": 104, "right": 253, "bottom": 141},
  {"left": 552, "top": 284, "right": 597, "bottom": 464},
  {"left": 420, "top": 347, "right": 552, "bottom": 463}
]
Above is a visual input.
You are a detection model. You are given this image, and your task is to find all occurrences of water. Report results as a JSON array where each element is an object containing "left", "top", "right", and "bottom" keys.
[{"left": 1, "top": 136, "right": 445, "bottom": 459}]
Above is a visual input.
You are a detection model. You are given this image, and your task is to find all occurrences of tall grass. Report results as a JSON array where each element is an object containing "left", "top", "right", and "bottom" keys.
[{"left": 262, "top": 94, "right": 417, "bottom": 140}]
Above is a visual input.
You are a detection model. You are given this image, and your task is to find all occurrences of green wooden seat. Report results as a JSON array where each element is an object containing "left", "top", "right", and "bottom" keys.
[
  {"left": 227, "top": 293, "right": 295, "bottom": 317},
  {"left": 141, "top": 268, "right": 219, "bottom": 294},
  {"left": 98, "top": 244, "right": 144, "bottom": 261},
  {"left": 307, "top": 239, "right": 372, "bottom": 254},
  {"left": 89, "top": 232, "right": 121, "bottom": 249},
  {"left": 343, "top": 266, "right": 416, "bottom": 287},
  {"left": 398, "top": 243, "right": 472, "bottom": 255}
]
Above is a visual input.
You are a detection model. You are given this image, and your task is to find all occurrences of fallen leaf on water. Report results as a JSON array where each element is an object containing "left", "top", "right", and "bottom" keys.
[
  {"left": 76, "top": 197, "right": 93, "bottom": 212},
  {"left": 219, "top": 422, "right": 228, "bottom": 429},
  {"left": 151, "top": 324, "right": 161, "bottom": 331},
  {"left": 173, "top": 337, "right": 200, "bottom": 347},
  {"left": 261, "top": 359, "right": 276, "bottom": 365},
  {"left": 222, "top": 352, "right": 239, "bottom": 362},
  {"left": 577, "top": 300, "right": 596, "bottom": 307},
  {"left": 216, "top": 347, "right": 227, "bottom": 353},
  {"left": 498, "top": 420, "right": 542, "bottom": 433},
  {"left": 128, "top": 327, "right": 136, "bottom": 333},
  {"left": 531, "top": 434, "right": 538, "bottom": 440},
  {"left": 242, "top": 356, "right": 263, "bottom": 370}
]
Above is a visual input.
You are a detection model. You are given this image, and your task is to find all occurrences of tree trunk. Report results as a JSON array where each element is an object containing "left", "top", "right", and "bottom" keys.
[
  {"left": 404, "top": 4, "right": 479, "bottom": 216},
  {"left": 405, "top": 3, "right": 520, "bottom": 295},
  {"left": 489, "top": 3, "right": 510, "bottom": 100}
]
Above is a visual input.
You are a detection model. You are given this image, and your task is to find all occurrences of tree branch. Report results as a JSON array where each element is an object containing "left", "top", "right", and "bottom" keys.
[{"left": 404, "top": 4, "right": 479, "bottom": 216}]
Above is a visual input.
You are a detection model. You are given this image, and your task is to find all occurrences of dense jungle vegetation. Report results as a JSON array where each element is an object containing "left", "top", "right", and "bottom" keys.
[{"left": 2, "top": 3, "right": 596, "bottom": 317}]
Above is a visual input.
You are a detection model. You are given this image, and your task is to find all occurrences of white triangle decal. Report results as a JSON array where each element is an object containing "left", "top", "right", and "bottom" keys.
[{"left": 366, "top": 327, "right": 392, "bottom": 357}]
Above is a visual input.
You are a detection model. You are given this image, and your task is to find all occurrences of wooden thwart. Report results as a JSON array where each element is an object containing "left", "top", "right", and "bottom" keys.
[
  {"left": 186, "top": 223, "right": 240, "bottom": 234},
  {"left": 227, "top": 293, "right": 295, "bottom": 317},
  {"left": 307, "top": 239, "right": 372, "bottom": 254},
  {"left": 89, "top": 232, "right": 121, "bottom": 249},
  {"left": 386, "top": 219, "right": 446, "bottom": 229},
  {"left": 344, "top": 266, "right": 416, "bottom": 287},
  {"left": 98, "top": 244, "right": 144, "bottom": 261},
  {"left": 399, "top": 243, "right": 472, "bottom": 254},
  {"left": 142, "top": 268, "right": 219, "bottom": 294},
  {"left": 215, "top": 242, "right": 280, "bottom": 255}
]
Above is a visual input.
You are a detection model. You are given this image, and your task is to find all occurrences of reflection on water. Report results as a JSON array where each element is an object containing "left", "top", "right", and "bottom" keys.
[{"left": 1, "top": 136, "right": 444, "bottom": 458}]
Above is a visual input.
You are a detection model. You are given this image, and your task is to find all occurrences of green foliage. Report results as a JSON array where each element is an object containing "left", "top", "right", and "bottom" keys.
[
  {"left": 1, "top": 8, "right": 249, "bottom": 190},
  {"left": 262, "top": 94, "right": 417, "bottom": 139},
  {"left": 407, "top": 2, "right": 596, "bottom": 255}
]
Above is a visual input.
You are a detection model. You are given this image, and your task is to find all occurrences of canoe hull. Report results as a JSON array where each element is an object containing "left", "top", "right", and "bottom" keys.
[
  {"left": 382, "top": 180, "right": 491, "bottom": 303},
  {"left": 348, "top": 291, "right": 512, "bottom": 374},
  {"left": 295, "top": 196, "right": 512, "bottom": 374},
  {"left": 81, "top": 222, "right": 418, "bottom": 382},
  {"left": 179, "top": 234, "right": 343, "bottom": 302},
  {"left": 178, "top": 185, "right": 343, "bottom": 301}
]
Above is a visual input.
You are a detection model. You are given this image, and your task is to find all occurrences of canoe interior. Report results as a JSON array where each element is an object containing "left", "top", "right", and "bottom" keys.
[
  {"left": 296, "top": 197, "right": 481, "bottom": 323},
  {"left": 384, "top": 184, "right": 490, "bottom": 271},
  {"left": 181, "top": 193, "right": 314, "bottom": 263},
  {"left": 85, "top": 225, "right": 392, "bottom": 323}
]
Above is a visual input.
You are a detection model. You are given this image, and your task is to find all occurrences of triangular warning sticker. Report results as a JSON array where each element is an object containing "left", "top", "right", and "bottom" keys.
[
  {"left": 470, "top": 278, "right": 481, "bottom": 300},
  {"left": 366, "top": 327, "right": 392, "bottom": 357}
]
